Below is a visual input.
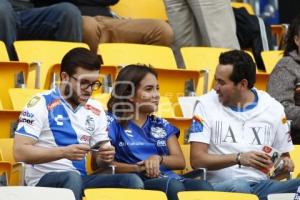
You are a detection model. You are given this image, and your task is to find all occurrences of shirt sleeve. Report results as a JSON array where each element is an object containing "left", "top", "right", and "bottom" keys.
[
  {"left": 188, "top": 100, "right": 211, "bottom": 144},
  {"left": 106, "top": 113, "right": 118, "bottom": 147},
  {"left": 14, "top": 95, "right": 47, "bottom": 140},
  {"left": 162, "top": 118, "right": 179, "bottom": 138},
  {"left": 90, "top": 109, "right": 110, "bottom": 147},
  {"left": 272, "top": 111, "right": 294, "bottom": 153}
]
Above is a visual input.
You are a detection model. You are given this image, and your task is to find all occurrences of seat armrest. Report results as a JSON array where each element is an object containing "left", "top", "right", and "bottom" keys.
[
  {"left": 182, "top": 168, "right": 207, "bottom": 180},
  {"left": 11, "top": 162, "right": 25, "bottom": 185}
]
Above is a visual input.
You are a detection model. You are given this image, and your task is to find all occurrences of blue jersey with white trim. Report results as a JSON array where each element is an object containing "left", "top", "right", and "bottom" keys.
[
  {"left": 15, "top": 88, "right": 109, "bottom": 186},
  {"left": 107, "top": 112, "right": 182, "bottom": 179}
]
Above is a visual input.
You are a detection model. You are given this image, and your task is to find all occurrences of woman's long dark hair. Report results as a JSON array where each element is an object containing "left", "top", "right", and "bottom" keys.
[
  {"left": 284, "top": 15, "right": 300, "bottom": 56},
  {"left": 107, "top": 64, "right": 157, "bottom": 127}
]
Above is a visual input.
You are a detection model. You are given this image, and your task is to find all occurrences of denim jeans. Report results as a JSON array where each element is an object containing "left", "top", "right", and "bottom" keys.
[
  {"left": 0, "top": 1, "right": 82, "bottom": 60},
  {"left": 144, "top": 177, "right": 213, "bottom": 200},
  {"left": 36, "top": 171, "right": 144, "bottom": 200},
  {"left": 213, "top": 178, "right": 300, "bottom": 200}
]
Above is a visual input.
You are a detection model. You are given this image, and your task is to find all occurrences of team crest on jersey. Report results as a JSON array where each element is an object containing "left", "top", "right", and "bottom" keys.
[
  {"left": 190, "top": 115, "right": 204, "bottom": 133},
  {"left": 150, "top": 126, "right": 167, "bottom": 139},
  {"left": 27, "top": 96, "right": 41, "bottom": 108},
  {"left": 85, "top": 115, "right": 95, "bottom": 132}
]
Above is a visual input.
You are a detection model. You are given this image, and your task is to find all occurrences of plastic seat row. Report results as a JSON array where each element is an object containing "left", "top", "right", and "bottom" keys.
[{"left": 0, "top": 186, "right": 296, "bottom": 200}]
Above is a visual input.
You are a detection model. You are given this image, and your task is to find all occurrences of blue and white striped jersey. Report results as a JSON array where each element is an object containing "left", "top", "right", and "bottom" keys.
[{"left": 15, "top": 87, "right": 109, "bottom": 186}]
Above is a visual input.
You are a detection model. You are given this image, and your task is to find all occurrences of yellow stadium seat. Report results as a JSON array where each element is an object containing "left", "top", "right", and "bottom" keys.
[
  {"left": 231, "top": 2, "right": 255, "bottom": 15},
  {"left": 178, "top": 191, "right": 259, "bottom": 200},
  {"left": 261, "top": 50, "right": 284, "bottom": 74},
  {"left": 290, "top": 145, "right": 300, "bottom": 178},
  {"left": 255, "top": 50, "right": 284, "bottom": 91},
  {"left": 9, "top": 88, "right": 46, "bottom": 111},
  {"left": 155, "top": 68, "right": 202, "bottom": 116},
  {"left": 92, "top": 93, "right": 110, "bottom": 110},
  {"left": 0, "top": 138, "right": 24, "bottom": 185},
  {"left": 0, "top": 159, "right": 11, "bottom": 186},
  {"left": 181, "top": 47, "right": 230, "bottom": 94},
  {"left": 14, "top": 41, "right": 89, "bottom": 89},
  {"left": 93, "top": 93, "right": 175, "bottom": 117},
  {"left": 271, "top": 25, "right": 288, "bottom": 50},
  {"left": 165, "top": 117, "right": 192, "bottom": 145},
  {"left": 0, "top": 41, "right": 9, "bottom": 61},
  {"left": 0, "top": 110, "right": 20, "bottom": 138},
  {"left": 0, "top": 62, "right": 30, "bottom": 109},
  {"left": 182, "top": 47, "right": 268, "bottom": 91},
  {"left": 98, "top": 43, "right": 177, "bottom": 69},
  {"left": 0, "top": 138, "right": 17, "bottom": 165},
  {"left": 99, "top": 44, "right": 204, "bottom": 116},
  {"left": 110, "top": 0, "right": 168, "bottom": 20},
  {"left": 155, "top": 96, "right": 175, "bottom": 118},
  {"left": 84, "top": 188, "right": 167, "bottom": 200},
  {"left": 255, "top": 71, "right": 269, "bottom": 91}
]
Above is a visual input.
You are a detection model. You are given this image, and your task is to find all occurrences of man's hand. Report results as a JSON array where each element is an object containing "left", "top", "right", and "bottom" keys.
[
  {"left": 137, "top": 155, "right": 161, "bottom": 178},
  {"left": 95, "top": 145, "right": 115, "bottom": 164},
  {"left": 281, "top": 156, "right": 294, "bottom": 173},
  {"left": 239, "top": 151, "right": 273, "bottom": 171},
  {"left": 63, "top": 144, "right": 90, "bottom": 161}
]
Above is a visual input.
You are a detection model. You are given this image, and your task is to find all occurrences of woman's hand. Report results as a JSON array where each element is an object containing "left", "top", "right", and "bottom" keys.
[{"left": 137, "top": 155, "right": 161, "bottom": 178}]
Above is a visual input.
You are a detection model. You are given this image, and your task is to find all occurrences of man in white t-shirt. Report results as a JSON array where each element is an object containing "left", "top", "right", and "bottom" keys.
[
  {"left": 189, "top": 50, "right": 300, "bottom": 200},
  {"left": 13, "top": 48, "right": 143, "bottom": 200}
]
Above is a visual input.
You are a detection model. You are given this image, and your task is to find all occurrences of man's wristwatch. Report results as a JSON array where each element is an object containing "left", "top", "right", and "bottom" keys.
[{"left": 236, "top": 152, "right": 242, "bottom": 168}]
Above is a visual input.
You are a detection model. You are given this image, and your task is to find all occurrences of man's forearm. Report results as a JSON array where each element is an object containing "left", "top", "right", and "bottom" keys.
[
  {"left": 191, "top": 153, "right": 238, "bottom": 170},
  {"left": 14, "top": 144, "right": 65, "bottom": 164}
]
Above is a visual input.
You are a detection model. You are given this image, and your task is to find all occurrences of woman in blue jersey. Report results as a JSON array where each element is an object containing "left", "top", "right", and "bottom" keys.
[{"left": 106, "top": 64, "right": 213, "bottom": 200}]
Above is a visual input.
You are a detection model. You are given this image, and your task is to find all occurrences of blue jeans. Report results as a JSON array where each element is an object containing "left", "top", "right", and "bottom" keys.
[
  {"left": 213, "top": 179, "right": 252, "bottom": 193},
  {"left": 213, "top": 178, "right": 300, "bottom": 200},
  {"left": 36, "top": 171, "right": 144, "bottom": 200},
  {"left": 0, "top": 1, "right": 82, "bottom": 60},
  {"left": 144, "top": 177, "right": 213, "bottom": 200}
]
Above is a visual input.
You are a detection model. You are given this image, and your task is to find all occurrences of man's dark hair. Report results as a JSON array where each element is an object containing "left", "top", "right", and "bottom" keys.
[
  {"left": 219, "top": 50, "right": 256, "bottom": 89},
  {"left": 60, "top": 47, "right": 102, "bottom": 76}
]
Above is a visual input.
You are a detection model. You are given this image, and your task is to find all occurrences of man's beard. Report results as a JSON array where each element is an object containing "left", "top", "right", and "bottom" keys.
[{"left": 64, "top": 84, "right": 81, "bottom": 107}]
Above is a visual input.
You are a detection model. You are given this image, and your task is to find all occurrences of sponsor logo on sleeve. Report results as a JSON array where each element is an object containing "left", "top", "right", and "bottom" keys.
[
  {"left": 27, "top": 96, "right": 41, "bottom": 108},
  {"left": 19, "top": 110, "right": 35, "bottom": 125},
  {"left": 21, "top": 110, "right": 34, "bottom": 118},
  {"left": 18, "top": 117, "right": 34, "bottom": 125}
]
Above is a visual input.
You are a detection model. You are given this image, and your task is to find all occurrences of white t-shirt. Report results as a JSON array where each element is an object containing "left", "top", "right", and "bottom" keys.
[
  {"left": 15, "top": 88, "right": 109, "bottom": 186},
  {"left": 189, "top": 89, "right": 293, "bottom": 183}
]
